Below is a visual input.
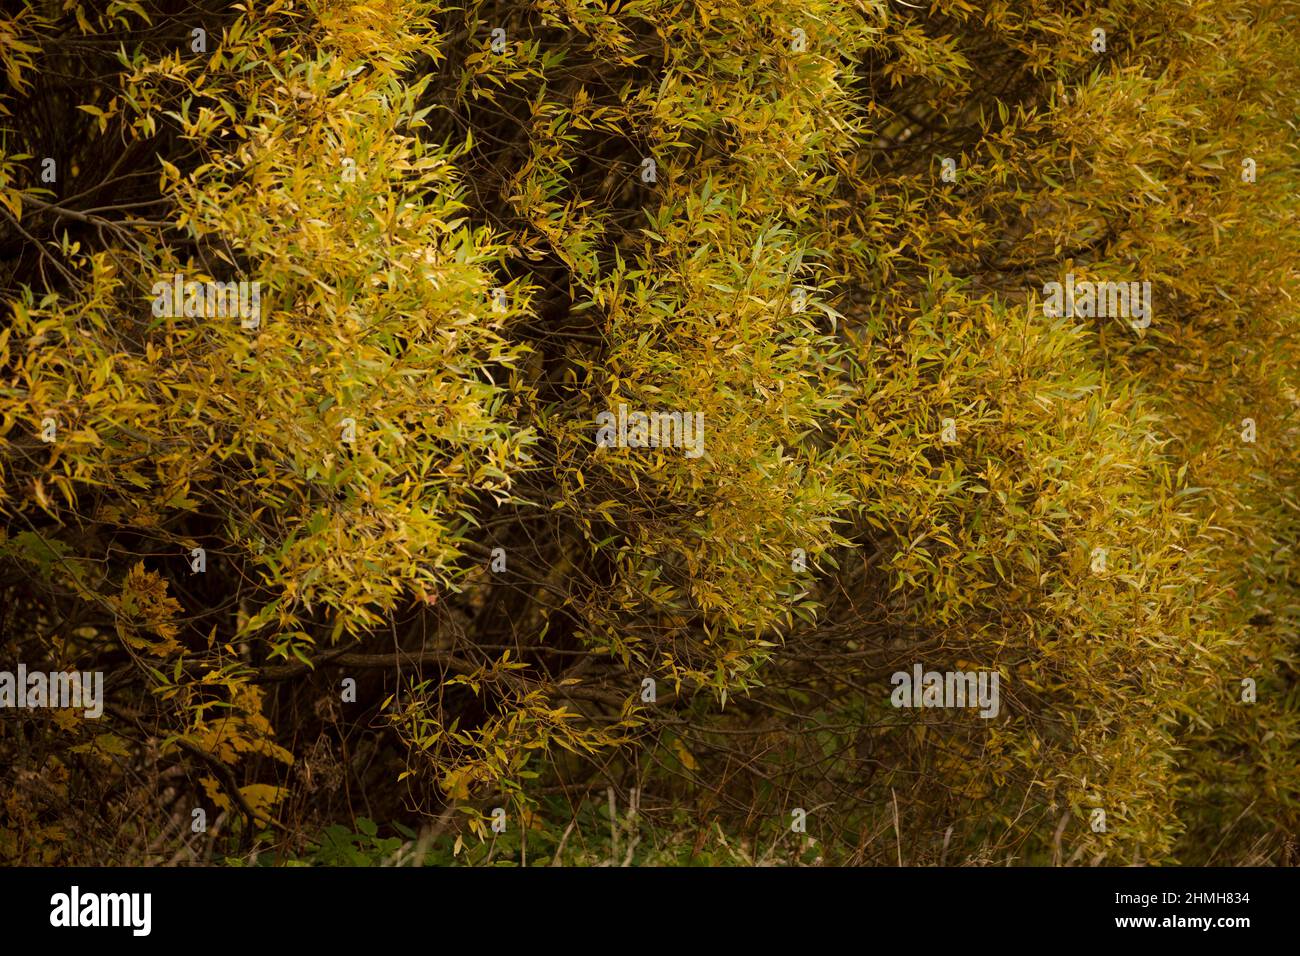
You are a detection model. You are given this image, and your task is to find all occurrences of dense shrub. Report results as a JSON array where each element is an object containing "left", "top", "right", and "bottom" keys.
[{"left": 0, "top": 0, "right": 1295, "bottom": 865}]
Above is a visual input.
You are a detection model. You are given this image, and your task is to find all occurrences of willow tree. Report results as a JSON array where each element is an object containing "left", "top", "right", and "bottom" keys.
[{"left": 0, "top": 0, "right": 1295, "bottom": 865}]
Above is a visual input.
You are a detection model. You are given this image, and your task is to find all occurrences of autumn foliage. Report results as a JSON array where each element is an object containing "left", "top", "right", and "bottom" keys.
[{"left": 0, "top": 0, "right": 1296, "bottom": 865}]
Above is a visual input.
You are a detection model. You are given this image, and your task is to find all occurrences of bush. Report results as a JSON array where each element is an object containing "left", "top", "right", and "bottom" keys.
[{"left": 0, "top": 0, "right": 1295, "bottom": 865}]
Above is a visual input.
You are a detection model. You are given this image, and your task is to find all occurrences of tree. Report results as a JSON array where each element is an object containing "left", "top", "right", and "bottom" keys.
[{"left": 0, "top": 0, "right": 1295, "bottom": 865}]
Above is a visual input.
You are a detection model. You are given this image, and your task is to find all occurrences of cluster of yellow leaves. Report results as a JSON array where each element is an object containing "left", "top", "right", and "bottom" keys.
[{"left": 0, "top": 0, "right": 1294, "bottom": 864}]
